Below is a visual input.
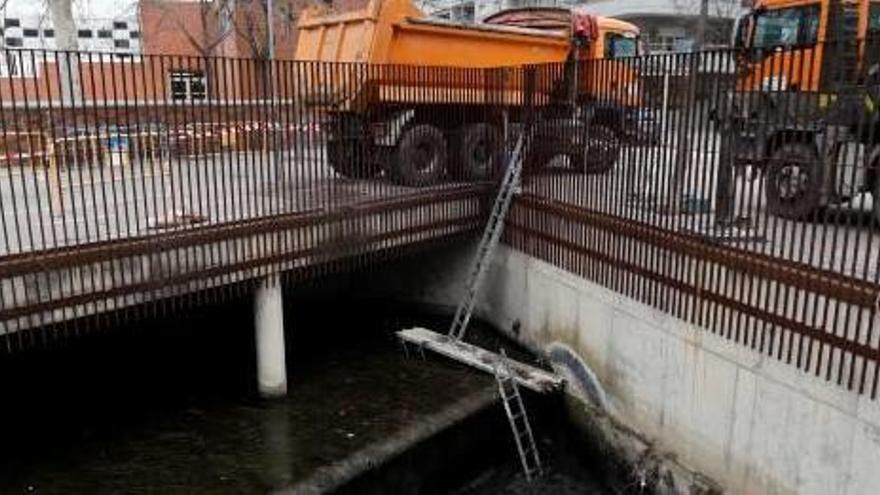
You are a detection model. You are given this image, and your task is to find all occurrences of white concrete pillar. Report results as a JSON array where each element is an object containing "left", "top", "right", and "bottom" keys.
[{"left": 254, "top": 275, "right": 287, "bottom": 398}]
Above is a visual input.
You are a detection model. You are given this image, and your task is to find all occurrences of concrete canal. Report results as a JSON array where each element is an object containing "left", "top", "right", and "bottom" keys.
[{"left": 0, "top": 289, "right": 621, "bottom": 494}]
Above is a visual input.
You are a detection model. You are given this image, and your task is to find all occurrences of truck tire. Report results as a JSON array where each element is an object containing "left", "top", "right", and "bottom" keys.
[
  {"left": 527, "top": 119, "right": 574, "bottom": 171},
  {"left": 450, "top": 123, "right": 502, "bottom": 181},
  {"left": 569, "top": 124, "right": 620, "bottom": 174},
  {"left": 327, "top": 115, "right": 381, "bottom": 179},
  {"left": 327, "top": 139, "right": 381, "bottom": 179},
  {"left": 390, "top": 124, "right": 447, "bottom": 186},
  {"left": 765, "top": 142, "right": 826, "bottom": 219}
]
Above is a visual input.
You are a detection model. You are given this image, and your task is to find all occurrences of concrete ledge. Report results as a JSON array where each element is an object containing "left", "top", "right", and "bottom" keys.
[
  {"left": 478, "top": 245, "right": 880, "bottom": 494},
  {"left": 279, "top": 387, "right": 497, "bottom": 495}
]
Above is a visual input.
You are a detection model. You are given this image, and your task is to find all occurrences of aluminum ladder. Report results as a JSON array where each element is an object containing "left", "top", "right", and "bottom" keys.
[
  {"left": 495, "top": 348, "right": 543, "bottom": 482},
  {"left": 448, "top": 131, "right": 526, "bottom": 341}
]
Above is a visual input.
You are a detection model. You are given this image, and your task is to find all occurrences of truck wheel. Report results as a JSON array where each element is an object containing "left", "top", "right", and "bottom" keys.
[
  {"left": 327, "top": 139, "right": 381, "bottom": 179},
  {"left": 390, "top": 124, "right": 447, "bottom": 186},
  {"left": 765, "top": 142, "right": 825, "bottom": 219},
  {"left": 451, "top": 123, "right": 502, "bottom": 181},
  {"left": 327, "top": 115, "right": 381, "bottom": 179},
  {"left": 569, "top": 124, "right": 620, "bottom": 174},
  {"left": 527, "top": 119, "right": 572, "bottom": 171}
]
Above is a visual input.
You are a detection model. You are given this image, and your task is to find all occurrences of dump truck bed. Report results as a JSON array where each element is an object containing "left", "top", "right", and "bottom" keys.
[
  {"left": 295, "top": 0, "right": 640, "bottom": 109},
  {"left": 295, "top": 0, "right": 570, "bottom": 67}
]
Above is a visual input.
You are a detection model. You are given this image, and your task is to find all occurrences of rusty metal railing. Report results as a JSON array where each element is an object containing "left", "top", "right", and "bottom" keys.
[
  {"left": 0, "top": 50, "right": 499, "bottom": 345},
  {"left": 1, "top": 44, "right": 879, "bottom": 400},
  {"left": 506, "top": 42, "right": 880, "bottom": 398}
]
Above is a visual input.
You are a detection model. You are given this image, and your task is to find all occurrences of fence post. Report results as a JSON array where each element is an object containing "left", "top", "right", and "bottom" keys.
[
  {"left": 667, "top": 52, "right": 701, "bottom": 215},
  {"left": 44, "top": 129, "right": 63, "bottom": 217},
  {"left": 714, "top": 86, "right": 736, "bottom": 226}
]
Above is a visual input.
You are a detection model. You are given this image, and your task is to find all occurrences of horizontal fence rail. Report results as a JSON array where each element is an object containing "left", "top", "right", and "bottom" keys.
[
  {"left": 503, "top": 40, "right": 880, "bottom": 398},
  {"left": 0, "top": 49, "right": 503, "bottom": 345},
  {"left": 0, "top": 42, "right": 878, "bottom": 398}
]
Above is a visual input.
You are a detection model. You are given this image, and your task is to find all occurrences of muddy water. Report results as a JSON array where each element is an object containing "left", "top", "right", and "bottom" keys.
[{"left": 0, "top": 296, "right": 611, "bottom": 494}]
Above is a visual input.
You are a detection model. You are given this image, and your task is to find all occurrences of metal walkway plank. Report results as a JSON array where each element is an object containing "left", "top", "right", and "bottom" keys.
[{"left": 397, "top": 327, "right": 563, "bottom": 394}]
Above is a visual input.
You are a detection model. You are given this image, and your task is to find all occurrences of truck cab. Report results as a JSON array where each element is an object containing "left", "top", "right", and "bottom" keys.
[
  {"left": 726, "top": 0, "right": 880, "bottom": 221},
  {"left": 733, "top": 0, "right": 880, "bottom": 92}
]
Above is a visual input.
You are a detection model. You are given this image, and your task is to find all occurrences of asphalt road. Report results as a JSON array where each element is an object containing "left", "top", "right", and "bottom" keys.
[{"left": 1, "top": 139, "right": 877, "bottom": 284}]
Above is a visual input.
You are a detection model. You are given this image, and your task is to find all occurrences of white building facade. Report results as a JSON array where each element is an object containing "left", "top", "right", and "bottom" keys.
[
  {"left": 0, "top": 1, "right": 142, "bottom": 76},
  {"left": 585, "top": 0, "right": 747, "bottom": 51},
  {"left": 418, "top": 0, "right": 580, "bottom": 22},
  {"left": 417, "top": 0, "right": 748, "bottom": 52}
]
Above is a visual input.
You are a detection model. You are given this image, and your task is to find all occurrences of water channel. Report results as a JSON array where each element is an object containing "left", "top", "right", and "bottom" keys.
[{"left": 0, "top": 292, "right": 619, "bottom": 494}]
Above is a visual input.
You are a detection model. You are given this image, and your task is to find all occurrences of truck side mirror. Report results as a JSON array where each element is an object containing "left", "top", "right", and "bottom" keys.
[
  {"left": 732, "top": 14, "right": 754, "bottom": 66},
  {"left": 732, "top": 14, "right": 752, "bottom": 50}
]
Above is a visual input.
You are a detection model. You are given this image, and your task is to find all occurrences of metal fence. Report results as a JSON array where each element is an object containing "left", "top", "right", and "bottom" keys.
[
  {"left": 1, "top": 44, "right": 879, "bottom": 397},
  {"left": 0, "top": 49, "right": 498, "bottom": 345},
  {"left": 505, "top": 42, "right": 880, "bottom": 398}
]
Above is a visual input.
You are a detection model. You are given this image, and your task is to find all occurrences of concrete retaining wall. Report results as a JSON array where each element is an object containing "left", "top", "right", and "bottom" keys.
[
  {"left": 478, "top": 245, "right": 880, "bottom": 495},
  {"left": 365, "top": 241, "right": 880, "bottom": 494}
]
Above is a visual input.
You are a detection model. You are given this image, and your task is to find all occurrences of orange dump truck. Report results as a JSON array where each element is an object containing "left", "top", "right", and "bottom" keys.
[{"left": 296, "top": 0, "right": 642, "bottom": 185}]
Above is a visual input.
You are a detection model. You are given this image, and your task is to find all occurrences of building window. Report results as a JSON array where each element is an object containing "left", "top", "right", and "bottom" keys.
[
  {"left": 43, "top": 29, "right": 54, "bottom": 38},
  {"left": 114, "top": 39, "right": 130, "bottom": 49},
  {"left": 646, "top": 25, "right": 691, "bottom": 53},
  {"left": 97, "top": 29, "right": 112, "bottom": 39},
  {"left": 5, "top": 55, "right": 18, "bottom": 76},
  {"left": 22, "top": 28, "right": 38, "bottom": 38},
  {"left": 113, "top": 21, "right": 128, "bottom": 30},
  {"left": 0, "top": 52, "right": 35, "bottom": 77},
  {"left": 130, "top": 31, "right": 140, "bottom": 39},
  {"left": 440, "top": 2, "right": 474, "bottom": 22},
  {"left": 4, "top": 18, "right": 20, "bottom": 28},
  {"left": 4, "top": 37, "right": 22, "bottom": 47},
  {"left": 77, "top": 29, "right": 93, "bottom": 39},
  {"left": 169, "top": 70, "right": 207, "bottom": 101}
]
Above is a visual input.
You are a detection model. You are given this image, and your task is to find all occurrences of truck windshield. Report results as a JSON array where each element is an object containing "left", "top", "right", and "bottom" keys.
[
  {"left": 752, "top": 5, "right": 820, "bottom": 48},
  {"left": 872, "top": 5, "right": 880, "bottom": 31},
  {"left": 606, "top": 33, "right": 637, "bottom": 58}
]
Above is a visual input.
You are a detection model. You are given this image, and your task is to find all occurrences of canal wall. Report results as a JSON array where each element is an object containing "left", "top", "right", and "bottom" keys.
[{"left": 363, "top": 241, "right": 880, "bottom": 495}]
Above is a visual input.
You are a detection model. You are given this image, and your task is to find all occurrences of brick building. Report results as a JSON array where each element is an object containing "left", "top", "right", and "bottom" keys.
[{"left": 0, "top": 0, "right": 328, "bottom": 103}]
